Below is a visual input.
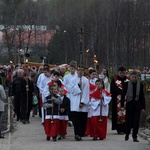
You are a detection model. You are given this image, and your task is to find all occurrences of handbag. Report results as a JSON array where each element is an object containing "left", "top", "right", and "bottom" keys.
[{"left": 32, "top": 95, "right": 38, "bottom": 105}]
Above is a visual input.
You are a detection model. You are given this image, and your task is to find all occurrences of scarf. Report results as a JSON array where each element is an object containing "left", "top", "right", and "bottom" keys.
[{"left": 126, "top": 80, "right": 140, "bottom": 102}]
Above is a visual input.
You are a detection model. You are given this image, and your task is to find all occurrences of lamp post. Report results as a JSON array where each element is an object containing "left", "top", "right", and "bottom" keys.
[
  {"left": 19, "top": 49, "right": 24, "bottom": 64},
  {"left": 40, "top": 56, "right": 46, "bottom": 64},
  {"left": 94, "top": 60, "right": 98, "bottom": 70},
  {"left": 86, "top": 49, "right": 89, "bottom": 68},
  {"left": 63, "top": 30, "right": 68, "bottom": 64}
]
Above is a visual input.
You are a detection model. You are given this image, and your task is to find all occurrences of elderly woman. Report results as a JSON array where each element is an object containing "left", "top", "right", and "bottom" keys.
[{"left": 0, "top": 81, "right": 6, "bottom": 138}]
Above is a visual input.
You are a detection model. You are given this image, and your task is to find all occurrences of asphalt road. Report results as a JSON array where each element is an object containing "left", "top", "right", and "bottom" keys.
[{"left": 0, "top": 116, "right": 149, "bottom": 150}]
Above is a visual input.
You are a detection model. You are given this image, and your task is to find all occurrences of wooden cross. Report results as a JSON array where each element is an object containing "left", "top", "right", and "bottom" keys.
[{"left": 76, "top": 28, "right": 88, "bottom": 68}]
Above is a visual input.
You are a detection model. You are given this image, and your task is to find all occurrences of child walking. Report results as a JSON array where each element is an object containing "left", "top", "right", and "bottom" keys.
[
  {"left": 57, "top": 87, "right": 70, "bottom": 140},
  {"left": 90, "top": 79, "right": 111, "bottom": 140},
  {"left": 43, "top": 85, "right": 62, "bottom": 141}
]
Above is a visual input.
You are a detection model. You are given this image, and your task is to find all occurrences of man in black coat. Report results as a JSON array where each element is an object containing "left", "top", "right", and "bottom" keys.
[
  {"left": 125, "top": 71, "right": 145, "bottom": 142},
  {"left": 11, "top": 69, "right": 27, "bottom": 123}
]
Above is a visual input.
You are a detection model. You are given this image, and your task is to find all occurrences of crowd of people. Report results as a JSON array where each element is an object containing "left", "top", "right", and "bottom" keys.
[{"left": 0, "top": 61, "right": 146, "bottom": 143}]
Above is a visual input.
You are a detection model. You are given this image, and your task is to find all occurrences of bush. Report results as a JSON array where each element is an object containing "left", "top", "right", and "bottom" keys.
[{"left": 140, "top": 94, "right": 150, "bottom": 128}]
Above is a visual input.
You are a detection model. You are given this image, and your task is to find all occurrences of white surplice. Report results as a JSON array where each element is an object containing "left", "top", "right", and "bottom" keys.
[
  {"left": 90, "top": 91, "right": 111, "bottom": 116},
  {"left": 63, "top": 72, "right": 77, "bottom": 99},
  {"left": 36, "top": 73, "right": 46, "bottom": 93},
  {"left": 70, "top": 76, "right": 89, "bottom": 112}
]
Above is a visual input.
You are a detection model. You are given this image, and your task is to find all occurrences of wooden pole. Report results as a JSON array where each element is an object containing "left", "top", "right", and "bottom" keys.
[
  {"left": 51, "top": 88, "right": 54, "bottom": 124},
  {"left": 25, "top": 65, "right": 29, "bottom": 113},
  {"left": 99, "top": 89, "right": 103, "bottom": 123}
]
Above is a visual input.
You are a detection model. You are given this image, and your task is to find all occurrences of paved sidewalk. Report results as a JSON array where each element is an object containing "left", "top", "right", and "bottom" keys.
[
  {"left": 139, "top": 128, "right": 150, "bottom": 143},
  {"left": 0, "top": 116, "right": 149, "bottom": 150}
]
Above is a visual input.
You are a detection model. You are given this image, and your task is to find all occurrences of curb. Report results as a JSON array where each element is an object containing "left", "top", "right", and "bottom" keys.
[{"left": 138, "top": 132, "right": 150, "bottom": 144}]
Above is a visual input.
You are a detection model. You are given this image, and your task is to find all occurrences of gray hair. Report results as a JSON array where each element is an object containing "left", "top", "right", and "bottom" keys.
[{"left": 17, "top": 69, "right": 24, "bottom": 73}]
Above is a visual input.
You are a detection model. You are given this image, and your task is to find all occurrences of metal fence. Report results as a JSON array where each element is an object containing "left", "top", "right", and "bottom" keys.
[{"left": 2, "top": 97, "right": 12, "bottom": 134}]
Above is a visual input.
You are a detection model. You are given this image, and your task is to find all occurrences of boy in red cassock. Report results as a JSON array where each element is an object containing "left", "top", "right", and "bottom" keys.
[
  {"left": 43, "top": 85, "right": 62, "bottom": 141},
  {"left": 57, "top": 87, "right": 70, "bottom": 140},
  {"left": 90, "top": 79, "right": 111, "bottom": 140}
]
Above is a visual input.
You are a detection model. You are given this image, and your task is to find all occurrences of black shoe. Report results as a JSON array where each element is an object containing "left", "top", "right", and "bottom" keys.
[
  {"left": 133, "top": 138, "right": 139, "bottom": 142},
  {"left": 58, "top": 137, "right": 61, "bottom": 140},
  {"left": 92, "top": 137, "right": 98, "bottom": 141},
  {"left": 16, "top": 118, "right": 19, "bottom": 121},
  {"left": 57, "top": 135, "right": 61, "bottom": 140},
  {"left": 125, "top": 135, "right": 129, "bottom": 141},
  {"left": 68, "top": 121, "right": 72, "bottom": 127},
  {"left": 27, "top": 121, "right": 30, "bottom": 124},
  {"left": 21, "top": 120, "right": 26, "bottom": 124},
  {"left": 99, "top": 138, "right": 104, "bottom": 140},
  {"left": 62, "top": 135, "right": 65, "bottom": 139},
  {"left": 46, "top": 136, "right": 50, "bottom": 141},
  {"left": 53, "top": 137, "right": 57, "bottom": 141},
  {"left": 75, "top": 135, "right": 82, "bottom": 141},
  {"left": 118, "top": 132, "right": 125, "bottom": 135},
  {"left": 0, "top": 135, "right": 4, "bottom": 138}
]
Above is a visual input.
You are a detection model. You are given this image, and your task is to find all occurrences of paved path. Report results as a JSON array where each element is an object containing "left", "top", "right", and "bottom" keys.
[{"left": 0, "top": 116, "right": 149, "bottom": 150}]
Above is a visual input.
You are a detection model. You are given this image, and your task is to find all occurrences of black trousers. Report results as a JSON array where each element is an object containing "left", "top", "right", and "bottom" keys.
[
  {"left": 0, "top": 112, "right": 2, "bottom": 136},
  {"left": 70, "top": 111, "right": 88, "bottom": 137},
  {"left": 125, "top": 101, "right": 141, "bottom": 138},
  {"left": 116, "top": 123, "right": 126, "bottom": 134}
]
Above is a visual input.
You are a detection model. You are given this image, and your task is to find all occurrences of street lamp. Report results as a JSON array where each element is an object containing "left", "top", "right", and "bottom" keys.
[
  {"left": 10, "top": 61, "right": 13, "bottom": 64},
  {"left": 25, "top": 58, "right": 28, "bottom": 63},
  {"left": 93, "top": 54, "right": 98, "bottom": 71},
  {"left": 19, "top": 49, "right": 24, "bottom": 64},
  {"left": 86, "top": 49, "right": 90, "bottom": 67}
]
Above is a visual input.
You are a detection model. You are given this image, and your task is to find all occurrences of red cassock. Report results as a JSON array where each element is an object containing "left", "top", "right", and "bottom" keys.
[
  {"left": 89, "top": 88, "right": 111, "bottom": 139},
  {"left": 44, "top": 119, "right": 60, "bottom": 137},
  {"left": 45, "top": 82, "right": 68, "bottom": 137},
  {"left": 90, "top": 116, "right": 108, "bottom": 139},
  {"left": 58, "top": 120, "right": 68, "bottom": 135},
  {"left": 85, "top": 83, "right": 96, "bottom": 136},
  {"left": 85, "top": 118, "right": 91, "bottom": 135}
]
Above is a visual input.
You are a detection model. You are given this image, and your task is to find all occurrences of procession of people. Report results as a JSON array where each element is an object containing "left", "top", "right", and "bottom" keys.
[{"left": 0, "top": 61, "right": 146, "bottom": 143}]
